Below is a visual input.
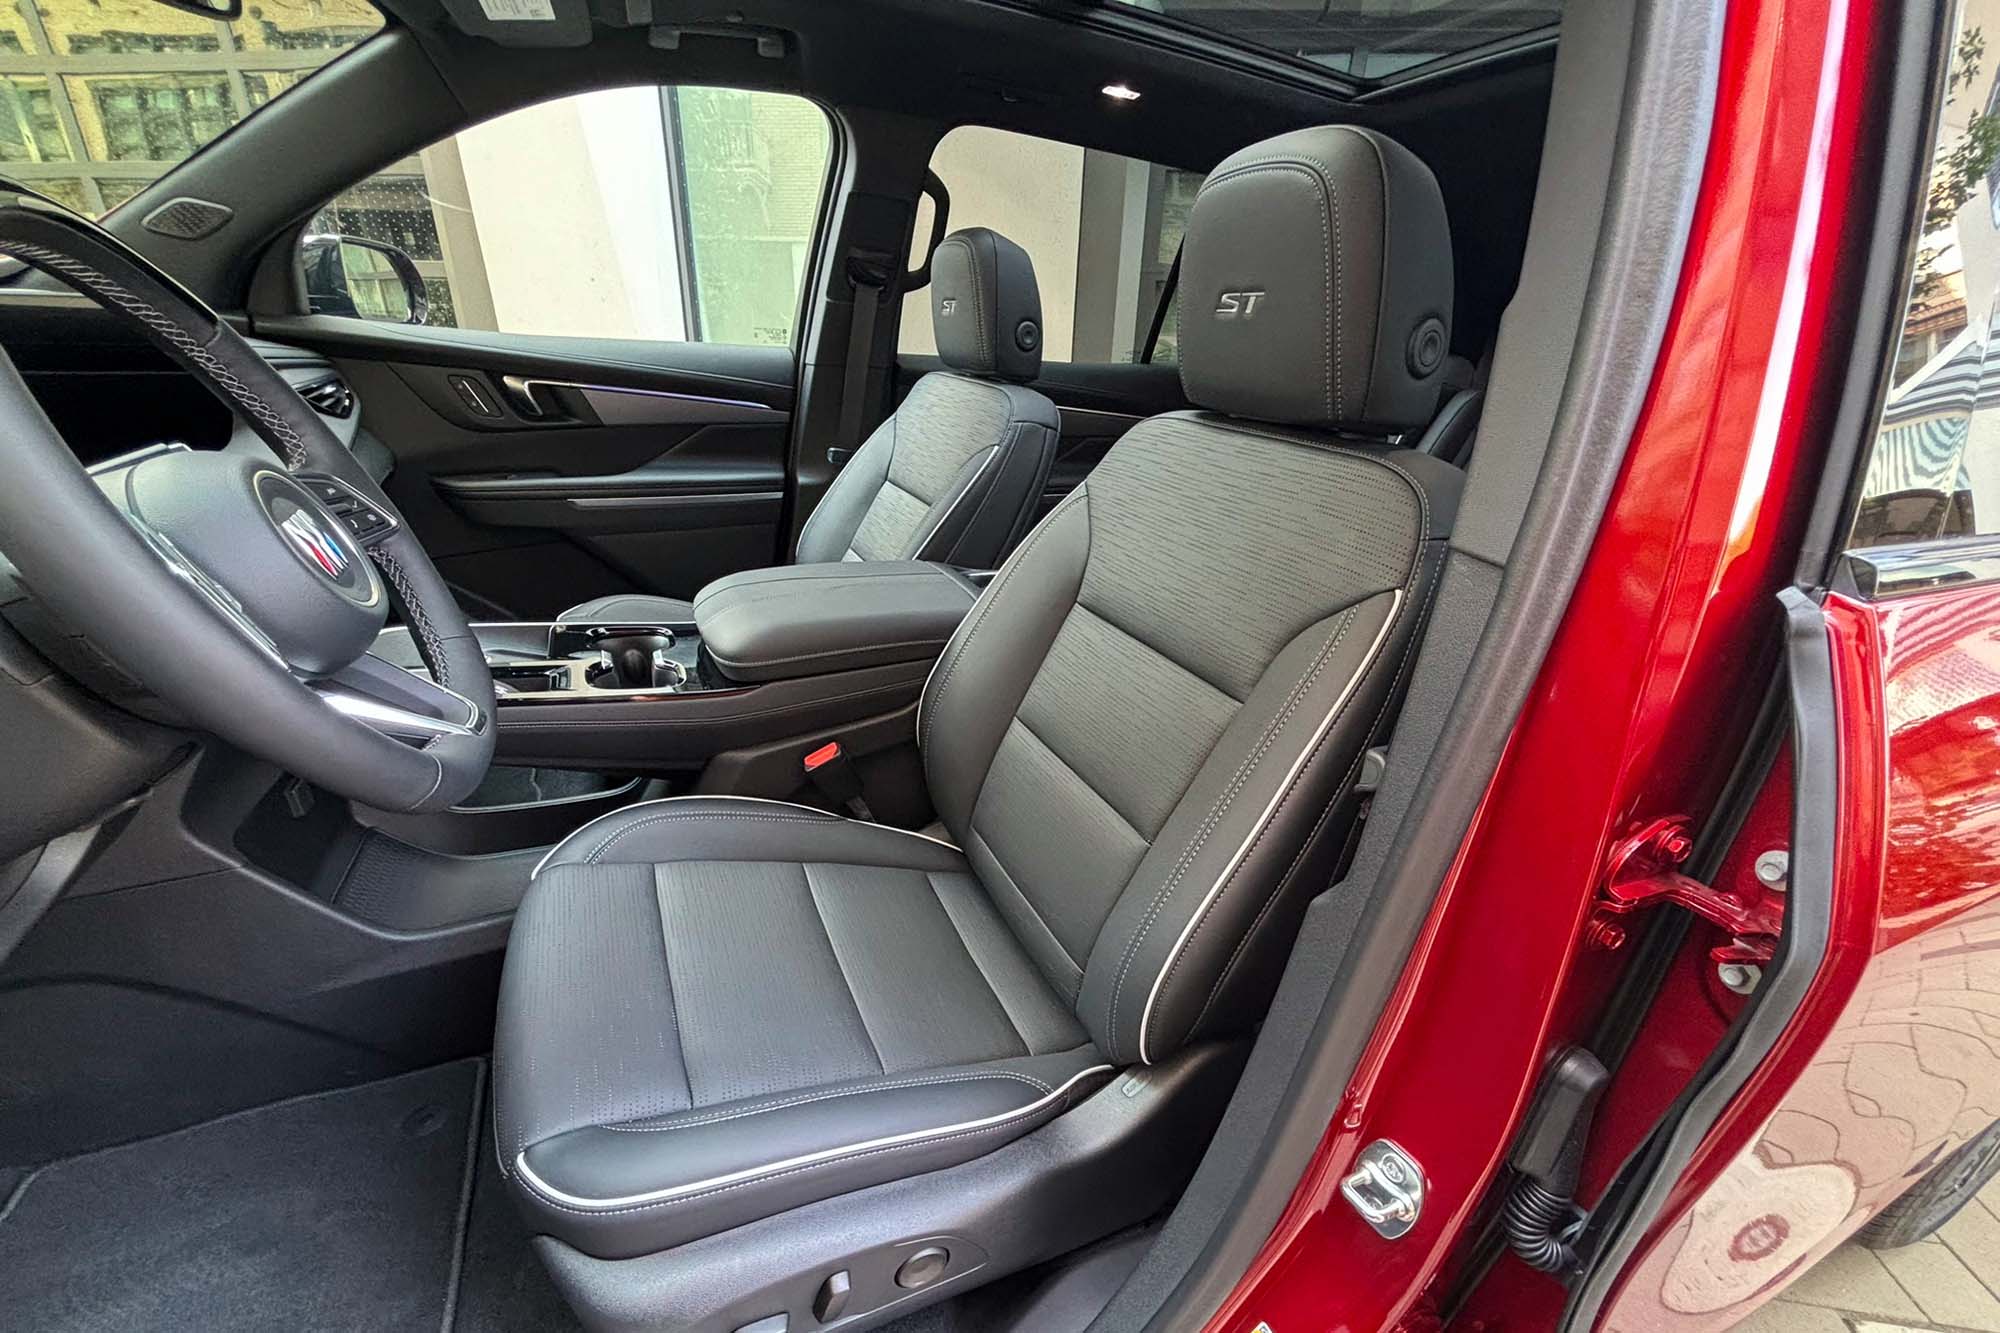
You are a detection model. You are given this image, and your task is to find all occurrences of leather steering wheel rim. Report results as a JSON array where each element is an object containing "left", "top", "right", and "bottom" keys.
[{"left": 0, "top": 187, "right": 495, "bottom": 812}]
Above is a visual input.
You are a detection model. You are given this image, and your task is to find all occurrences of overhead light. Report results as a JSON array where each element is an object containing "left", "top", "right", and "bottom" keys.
[{"left": 1101, "top": 83, "right": 1142, "bottom": 102}]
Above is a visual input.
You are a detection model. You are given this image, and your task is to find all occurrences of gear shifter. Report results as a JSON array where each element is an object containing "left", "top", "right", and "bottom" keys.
[{"left": 587, "top": 629, "right": 684, "bottom": 690}]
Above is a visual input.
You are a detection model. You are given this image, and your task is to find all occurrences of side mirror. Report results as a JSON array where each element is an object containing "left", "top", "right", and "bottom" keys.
[{"left": 300, "top": 234, "right": 428, "bottom": 325}]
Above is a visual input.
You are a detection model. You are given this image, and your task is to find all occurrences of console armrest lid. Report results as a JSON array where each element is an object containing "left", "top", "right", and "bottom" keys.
[{"left": 693, "top": 561, "right": 979, "bottom": 684}]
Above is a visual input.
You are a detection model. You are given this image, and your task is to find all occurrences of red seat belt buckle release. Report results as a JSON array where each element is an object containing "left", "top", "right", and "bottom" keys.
[{"left": 803, "top": 741, "right": 873, "bottom": 820}]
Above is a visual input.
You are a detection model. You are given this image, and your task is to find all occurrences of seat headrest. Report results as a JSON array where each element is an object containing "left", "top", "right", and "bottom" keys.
[
  {"left": 930, "top": 227, "right": 1043, "bottom": 382},
  {"left": 1178, "top": 125, "right": 1454, "bottom": 434}
]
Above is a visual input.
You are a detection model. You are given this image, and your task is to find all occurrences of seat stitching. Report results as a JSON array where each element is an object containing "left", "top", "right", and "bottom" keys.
[
  {"left": 508, "top": 680, "right": 922, "bottom": 730},
  {"left": 927, "top": 871, "right": 1031, "bottom": 1054},
  {"left": 649, "top": 870, "right": 694, "bottom": 1108},
  {"left": 1, "top": 240, "right": 312, "bottom": 470},
  {"left": 1149, "top": 605, "right": 1394, "bottom": 1052},
  {"left": 595, "top": 1070, "right": 1056, "bottom": 1132},
  {"left": 904, "top": 444, "right": 1001, "bottom": 561},
  {"left": 921, "top": 485, "right": 1088, "bottom": 755},
  {"left": 1194, "top": 153, "right": 1342, "bottom": 419},
  {"left": 705, "top": 637, "right": 952, "bottom": 670},
  {"left": 801, "top": 862, "right": 888, "bottom": 1074},
  {"left": 1169, "top": 538, "right": 1446, "bottom": 1049},
  {"left": 517, "top": 1089, "right": 1094, "bottom": 1218},
  {"left": 584, "top": 812, "right": 840, "bottom": 865},
  {"left": 931, "top": 423, "right": 1022, "bottom": 564},
  {"left": 965, "top": 826, "right": 1084, "bottom": 984},
  {"left": 1105, "top": 608, "right": 1357, "bottom": 1061}
]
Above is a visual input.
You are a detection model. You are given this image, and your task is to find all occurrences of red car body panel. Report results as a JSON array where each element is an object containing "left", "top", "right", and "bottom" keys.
[
  {"left": 1594, "top": 586, "right": 2000, "bottom": 1328},
  {"left": 1203, "top": 0, "right": 1880, "bottom": 1326}
]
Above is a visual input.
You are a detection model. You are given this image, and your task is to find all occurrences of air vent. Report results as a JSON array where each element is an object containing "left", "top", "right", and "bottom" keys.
[{"left": 297, "top": 374, "right": 355, "bottom": 419}]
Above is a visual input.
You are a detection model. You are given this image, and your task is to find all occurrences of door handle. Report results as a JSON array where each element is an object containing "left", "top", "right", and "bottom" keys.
[{"left": 499, "top": 374, "right": 551, "bottom": 419}]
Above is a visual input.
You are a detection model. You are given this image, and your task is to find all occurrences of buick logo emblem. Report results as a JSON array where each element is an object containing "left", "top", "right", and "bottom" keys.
[{"left": 280, "top": 508, "right": 350, "bottom": 578}]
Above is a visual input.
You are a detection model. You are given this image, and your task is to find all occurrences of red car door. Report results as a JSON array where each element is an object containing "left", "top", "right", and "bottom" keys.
[{"left": 1576, "top": 0, "right": 2000, "bottom": 1318}]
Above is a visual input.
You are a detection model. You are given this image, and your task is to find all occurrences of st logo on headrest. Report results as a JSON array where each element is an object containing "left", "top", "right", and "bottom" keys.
[
  {"left": 939, "top": 297, "right": 957, "bottom": 316},
  {"left": 1215, "top": 290, "right": 1266, "bottom": 319}
]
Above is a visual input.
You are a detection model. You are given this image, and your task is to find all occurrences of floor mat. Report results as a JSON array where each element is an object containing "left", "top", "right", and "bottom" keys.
[
  {"left": 0, "top": 1060, "right": 483, "bottom": 1332},
  {"left": 451, "top": 1114, "right": 583, "bottom": 1333}
]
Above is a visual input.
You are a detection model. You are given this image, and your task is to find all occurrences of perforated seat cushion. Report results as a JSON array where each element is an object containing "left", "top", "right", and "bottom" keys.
[{"left": 493, "top": 798, "right": 1108, "bottom": 1260}]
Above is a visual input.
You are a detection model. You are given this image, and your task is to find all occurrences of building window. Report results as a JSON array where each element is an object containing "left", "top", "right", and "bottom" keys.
[
  {"left": 0, "top": 0, "right": 383, "bottom": 217},
  {"left": 307, "top": 85, "right": 833, "bottom": 344}
]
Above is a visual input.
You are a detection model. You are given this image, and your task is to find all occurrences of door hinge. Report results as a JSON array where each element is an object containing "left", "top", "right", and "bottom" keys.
[{"left": 1585, "top": 817, "right": 1783, "bottom": 964}]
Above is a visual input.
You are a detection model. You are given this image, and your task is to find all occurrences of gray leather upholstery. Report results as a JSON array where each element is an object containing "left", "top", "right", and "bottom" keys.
[
  {"left": 1178, "top": 125, "right": 1453, "bottom": 433},
  {"left": 928, "top": 227, "right": 1043, "bottom": 382},
  {"left": 494, "top": 123, "right": 1462, "bottom": 1297},
  {"left": 497, "top": 799, "right": 1107, "bottom": 1260},
  {"left": 525, "top": 229, "right": 1059, "bottom": 633},
  {"left": 693, "top": 561, "right": 980, "bottom": 684},
  {"left": 556, "top": 592, "right": 696, "bottom": 624}
]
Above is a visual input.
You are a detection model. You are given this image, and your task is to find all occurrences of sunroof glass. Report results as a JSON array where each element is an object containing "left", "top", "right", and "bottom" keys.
[{"left": 1102, "top": 0, "right": 1559, "bottom": 81}]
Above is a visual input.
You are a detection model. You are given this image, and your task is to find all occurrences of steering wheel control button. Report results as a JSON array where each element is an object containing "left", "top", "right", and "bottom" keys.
[
  {"left": 298, "top": 475, "right": 397, "bottom": 548},
  {"left": 894, "top": 1246, "right": 950, "bottom": 1290}
]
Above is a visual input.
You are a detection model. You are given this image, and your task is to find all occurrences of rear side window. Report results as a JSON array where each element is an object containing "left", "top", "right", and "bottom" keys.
[
  {"left": 0, "top": 0, "right": 383, "bottom": 217},
  {"left": 898, "top": 125, "right": 1201, "bottom": 365},
  {"left": 1849, "top": 25, "right": 2000, "bottom": 548},
  {"left": 304, "top": 85, "right": 832, "bottom": 347}
]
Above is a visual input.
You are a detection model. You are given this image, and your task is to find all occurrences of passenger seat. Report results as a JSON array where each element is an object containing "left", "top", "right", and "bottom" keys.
[
  {"left": 374, "top": 228, "right": 1060, "bottom": 668},
  {"left": 562, "top": 227, "right": 1060, "bottom": 622}
]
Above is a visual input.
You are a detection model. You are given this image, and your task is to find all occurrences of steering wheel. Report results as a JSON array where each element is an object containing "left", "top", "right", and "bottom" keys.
[{"left": 0, "top": 188, "right": 495, "bottom": 812}]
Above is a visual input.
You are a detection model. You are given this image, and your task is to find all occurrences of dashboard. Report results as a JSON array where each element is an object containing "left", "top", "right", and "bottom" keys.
[{"left": 0, "top": 290, "right": 389, "bottom": 481}]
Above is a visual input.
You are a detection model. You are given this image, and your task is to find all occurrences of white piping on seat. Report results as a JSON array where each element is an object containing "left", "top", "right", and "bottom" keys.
[
  {"left": 512, "top": 1063, "right": 1113, "bottom": 1210},
  {"left": 1135, "top": 589, "right": 1403, "bottom": 1064},
  {"left": 530, "top": 795, "right": 960, "bottom": 879}
]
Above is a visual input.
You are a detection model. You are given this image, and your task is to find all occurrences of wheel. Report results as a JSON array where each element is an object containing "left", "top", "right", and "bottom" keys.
[{"left": 1857, "top": 1117, "right": 2000, "bottom": 1249}]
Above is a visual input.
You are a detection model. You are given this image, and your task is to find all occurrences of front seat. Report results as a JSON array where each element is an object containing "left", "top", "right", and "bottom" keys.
[
  {"left": 493, "top": 125, "right": 1462, "bottom": 1332},
  {"left": 566, "top": 227, "right": 1059, "bottom": 624}
]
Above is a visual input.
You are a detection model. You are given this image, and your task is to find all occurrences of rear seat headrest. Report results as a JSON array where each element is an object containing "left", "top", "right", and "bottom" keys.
[
  {"left": 1177, "top": 125, "right": 1454, "bottom": 434},
  {"left": 930, "top": 227, "right": 1043, "bottom": 383}
]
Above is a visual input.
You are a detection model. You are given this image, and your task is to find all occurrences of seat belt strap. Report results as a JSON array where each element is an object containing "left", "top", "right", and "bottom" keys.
[{"left": 834, "top": 251, "right": 892, "bottom": 464}]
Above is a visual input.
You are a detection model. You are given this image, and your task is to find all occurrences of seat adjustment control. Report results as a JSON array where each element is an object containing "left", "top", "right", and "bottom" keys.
[
  {"left": 732, "top": 1316, "right": 787, "bottom": 1333},
  {"left": 895, "top": 1245, "right": 949, "bottom": 1289},
  {"left": 811, "top": 1269, "right": 850, "bottom": 1322}
]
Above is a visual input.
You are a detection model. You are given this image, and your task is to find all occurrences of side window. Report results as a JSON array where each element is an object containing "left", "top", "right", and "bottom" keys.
[
  {"left": 1851, "top": 24, "right": 2000, "bottom": 548},
  {"left": 0, "top": 0, "right": 382, "bottom": 217},
  {"left": 897, "top": 126, "right": 1201, "bottom": 366},
  {"left": 304, "top": 86, "right": 831, "bottom": 346}
]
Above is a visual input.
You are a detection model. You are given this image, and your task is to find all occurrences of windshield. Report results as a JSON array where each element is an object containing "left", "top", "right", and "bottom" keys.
[
  {"left": 0, "top": 0, "right": 383, "bottom": 217},
  {"left": 1102, "top": 0, "right": 1558, "bottom": 82}
]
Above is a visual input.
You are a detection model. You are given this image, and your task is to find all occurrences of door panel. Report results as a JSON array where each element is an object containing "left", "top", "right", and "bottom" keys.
[
  {"left": 255, "top": 314, "right": 796, "bottom": 619},
  {"left": 892, "top": 354, "right": 1187, "bottom": 522}
]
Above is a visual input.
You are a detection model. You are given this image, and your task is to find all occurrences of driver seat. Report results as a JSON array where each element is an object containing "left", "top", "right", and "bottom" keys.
[{"left": 494, "top": 125, "right": 1462, "bottom": 1332}]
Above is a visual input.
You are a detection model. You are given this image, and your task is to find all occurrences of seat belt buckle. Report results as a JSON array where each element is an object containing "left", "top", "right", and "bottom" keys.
[{"left": 803, "top": 741, "right": 873, "bottom": 820}]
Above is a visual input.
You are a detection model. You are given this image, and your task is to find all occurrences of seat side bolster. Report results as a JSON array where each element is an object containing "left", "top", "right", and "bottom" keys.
[
  {"left": 512, "top": 1048, "right": 1111, "bottom": 1261},
  {"left": 919, "top": 488, "right": 1091, "bottom": 842},
  {"left": 797, "top": 411, "right": 898, "bottom": 564},
  {"left": 908, "top": 384, "right": 1061, "bottom": 569},
  {"left": 533, "top": 796, "right": 967, "bottom": 876},
  {"left": 1078, "top": 585, "right": 1416, "bottom": 1066}
]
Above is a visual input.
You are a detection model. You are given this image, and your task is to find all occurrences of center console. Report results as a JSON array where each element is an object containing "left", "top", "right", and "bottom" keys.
[{"left": 450, "top": 562, "right": 983, "bottom": 784}]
